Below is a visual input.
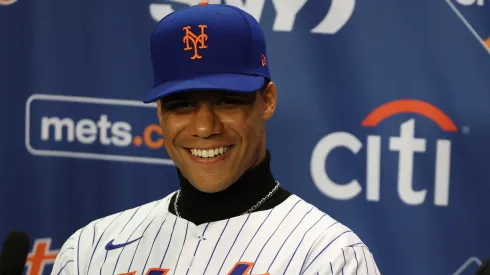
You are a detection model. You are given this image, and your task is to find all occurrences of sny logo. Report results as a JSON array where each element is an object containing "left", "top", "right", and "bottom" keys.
[
  {"left": 150, "top": 0, "right": 355, "bottom": 35},
  {"left": 455, "top": 0, "right": 485, "bottom": 6},
  {"left": 311, "top": 99, "right": 458, "bottom": 207},
  {"left": 183, "top": 25, "right": 208, "bottom": 59}
]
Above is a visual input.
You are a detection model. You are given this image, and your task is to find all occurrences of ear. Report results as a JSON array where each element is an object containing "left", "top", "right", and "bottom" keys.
[{"left": 262, "top": 81, "right": 277, "bottom": 120}]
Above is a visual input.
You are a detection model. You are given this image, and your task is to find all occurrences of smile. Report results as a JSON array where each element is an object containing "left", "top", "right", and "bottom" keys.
[{"left": 188, "top": 146, "right": 231, "bottom": 159}]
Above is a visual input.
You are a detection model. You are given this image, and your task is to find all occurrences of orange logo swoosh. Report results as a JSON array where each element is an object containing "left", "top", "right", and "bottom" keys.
[{"left": 361, "top": 99, "right": 457, "bottom": 132}]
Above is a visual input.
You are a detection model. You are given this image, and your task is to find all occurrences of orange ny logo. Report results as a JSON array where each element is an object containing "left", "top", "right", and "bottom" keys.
[{"left": 183, "top": 25, "right": 208, "bottom": 60}]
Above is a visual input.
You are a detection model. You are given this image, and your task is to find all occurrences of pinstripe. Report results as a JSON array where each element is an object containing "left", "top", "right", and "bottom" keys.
[
  {"left": 139, "top": 210, "right": 168, "bottom": 270},
  {"left": 361, "top": 247, "right": 369, "bottom": 274},
  {"left": 252, "top": 199, "right": 301, "bottom": 273},
  {"left": 342, "top": 248, "right": 345, "bottom": 275},
  {"left": 128, "top": 214, "right": 161, "bottom": 271},
  {"left": 92, "top": 222, "right": 97, "bottom": 246},
  {"left": 112, "top": 200, "right": 164, "bottom": 275},
  {"left": 96, "top": 206, "right": 141, "bottom": 275},
  {"left": 99, "top": 250, "right": 108, "bottom": 275},
  {"left": 203, "top": 219, "right": 230, "bottom": 274},
  {"left": 282, "top": 213, "right": 326, "bottom": 275},
  {"left": 267, "top": 206, "right": 313, "bottom": 272},
  {"left": 87, "top": 211, "right": 125, "bottom": 275},
  {"left": 302, "top": 230, "right": 352, "bottom": 274},
  {"left": 370, "top": 250, "right": 378, "bottom": 275},
  {"left": 299, "top": 221, "right": 338, "bottom": 273},
  {"left": 57, "top": 247, "right": 74, "bottom": 259},
  {"left": 352, "top": 247, "right": 359, "bottom": 275},
  {"left": 98, "top": 206, "right": 142, "bottom": 275},
  {"left": 217, "top": 214, "right": 251, "bottom": 275},
  {"left": 119, "top": 207, "right": 143, "bottom": 234},
  {"left": 51, "top": 195, "right": 380, "bottom": 275},
  {"left": 57, "top": 260, "right": 74, "bottom": 275},
  {"left": 157, "top": 214, "right": 176, "bottom": 268},
  {"left": 238, "top": 208, "right": 275, "bottom": 261},
  {"left": 77, "top": 226, "right": 86, "bottom": 275},
  {"left": 185, "top": 223, "right": 210, "bottom": 275},
  {"left": 173, "top": 221, "right": 189, "bottom": 273},
  {"left": 92, "top": 217, "right": 106, "bottom": 246}
]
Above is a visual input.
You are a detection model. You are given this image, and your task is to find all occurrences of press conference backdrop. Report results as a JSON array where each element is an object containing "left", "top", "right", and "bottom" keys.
[{"left": 1, "top": 0, "right": 489, "bottom": 274}]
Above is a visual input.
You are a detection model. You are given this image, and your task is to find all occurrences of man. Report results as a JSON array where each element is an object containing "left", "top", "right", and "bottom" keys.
[{"left": 51, "top": 2, "right": 381, "bottom": 274}]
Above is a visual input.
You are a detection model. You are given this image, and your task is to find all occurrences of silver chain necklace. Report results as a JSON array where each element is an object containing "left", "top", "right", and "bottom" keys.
[{"left": 174, "top": 181, "right": 281, "bottom": 218}]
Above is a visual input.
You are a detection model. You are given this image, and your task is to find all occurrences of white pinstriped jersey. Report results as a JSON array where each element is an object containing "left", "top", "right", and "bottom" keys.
[{"left": 50, "top": 193, "right": 381, "bottom": 275}]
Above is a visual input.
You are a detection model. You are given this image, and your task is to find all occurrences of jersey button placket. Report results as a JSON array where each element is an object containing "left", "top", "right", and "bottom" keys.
[{"left": 195, "top": 224, "right": 207, "bottom": 241}]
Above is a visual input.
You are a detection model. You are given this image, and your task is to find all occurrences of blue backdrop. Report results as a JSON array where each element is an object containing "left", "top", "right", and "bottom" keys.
[{"left": 1, "top": 0, "right": 489, "bottom": 274}]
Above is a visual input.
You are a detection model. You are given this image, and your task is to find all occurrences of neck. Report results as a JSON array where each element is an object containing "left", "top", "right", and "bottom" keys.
[{"left": 171, "top": 150, "right": 289, "bottom": 225}]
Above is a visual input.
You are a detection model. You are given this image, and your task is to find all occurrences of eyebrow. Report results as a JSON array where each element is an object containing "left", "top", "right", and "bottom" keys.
[{"left": 164, "top": 91, "right": 256, "bottom": 101}]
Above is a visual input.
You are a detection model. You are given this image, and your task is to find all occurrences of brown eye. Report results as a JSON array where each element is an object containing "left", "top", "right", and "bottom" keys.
[
  {"left": 164, "top": 101, "right": 194, "bottom": 111},
  {"left": 218, "top": 97, "right": 245, "bottom": 105},
  {"left": 217, "top": 94, "right": 257, "bottom": 106}
]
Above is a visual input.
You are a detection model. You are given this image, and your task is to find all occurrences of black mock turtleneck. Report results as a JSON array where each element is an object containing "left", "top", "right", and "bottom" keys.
[{"left": 168, "top": 150, "right": 291, "bottom": 225}]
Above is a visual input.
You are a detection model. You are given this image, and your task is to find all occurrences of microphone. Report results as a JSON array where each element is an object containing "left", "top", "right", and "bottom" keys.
[
  {"left": 476, "top": 257, "right": 490, "bottom": 275},
  {"left": 0, "top": 231, "right": 30, "bottom": 275}
]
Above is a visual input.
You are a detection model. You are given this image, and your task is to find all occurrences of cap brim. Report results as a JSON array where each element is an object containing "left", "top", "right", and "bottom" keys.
[{"left": 144, "top": 73, "right": 266, "bottom": 103}]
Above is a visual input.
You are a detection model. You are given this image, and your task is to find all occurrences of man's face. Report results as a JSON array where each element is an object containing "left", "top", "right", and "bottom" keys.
[{"left": 156, "top": 82, "right": 277, "bottom": 193}]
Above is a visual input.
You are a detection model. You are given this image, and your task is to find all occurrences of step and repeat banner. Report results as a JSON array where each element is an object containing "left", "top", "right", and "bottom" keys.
[{"left": 1, "top": 0, "right": 489, "bottom": 274}]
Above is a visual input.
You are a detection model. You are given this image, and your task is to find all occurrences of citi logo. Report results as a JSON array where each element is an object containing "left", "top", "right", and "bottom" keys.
[
  {"left": 25, "top": 94, "right": 174, "bottom": 165},
  {"left": 453, "top": 257, "right": 482, "bottom": 275},
  {"left": 149, "top": 0, "right": 355, "bottom": 35},
  {"left": 311, "top": 99, "right": 458, "bottom": 207}
]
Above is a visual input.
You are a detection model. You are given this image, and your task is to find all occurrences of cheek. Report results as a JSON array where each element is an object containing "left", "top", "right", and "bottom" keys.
[
  {"left": 160, "top": 115, "right": 186, "bottom": 145},
  {"left": 239, "top": 114, "right": 265, "bottom": 144}
]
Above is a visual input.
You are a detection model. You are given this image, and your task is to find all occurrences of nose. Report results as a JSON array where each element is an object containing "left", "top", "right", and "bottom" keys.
[{"left": 188, "top": 102, "right": 223, "bottom": 138}]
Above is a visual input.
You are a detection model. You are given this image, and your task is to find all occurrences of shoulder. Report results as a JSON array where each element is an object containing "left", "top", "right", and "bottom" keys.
[
  {"left": 279, "top": 194, "right": 364, "bottom": 245},
  {"left": 82, "top": 193, "right": 174, "bottom": 240},
  {"left": 50, "top": 192, "right": 175, "bottom": 275},
  {"left": 281, "top": 194, "right": 381, "bottom": 274}
]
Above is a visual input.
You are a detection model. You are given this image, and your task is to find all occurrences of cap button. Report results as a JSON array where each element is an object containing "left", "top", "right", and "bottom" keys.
[{"left": 198, "top": 0, "right": 208, "bottom": 5}]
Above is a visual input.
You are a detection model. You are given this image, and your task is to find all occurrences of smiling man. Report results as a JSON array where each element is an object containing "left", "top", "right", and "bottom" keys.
[{"left": 51, "top": 2, "right": 381, "bottom": 275}]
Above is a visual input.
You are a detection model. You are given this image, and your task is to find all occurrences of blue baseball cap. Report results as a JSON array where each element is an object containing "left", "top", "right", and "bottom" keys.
[{"left": 143, "top": 1, "right": 271, "bottom": 103}]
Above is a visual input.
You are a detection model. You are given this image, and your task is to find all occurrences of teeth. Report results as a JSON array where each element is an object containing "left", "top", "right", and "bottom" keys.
[{"left": 189, "top": 146, "right": 230, "bottom": 158}]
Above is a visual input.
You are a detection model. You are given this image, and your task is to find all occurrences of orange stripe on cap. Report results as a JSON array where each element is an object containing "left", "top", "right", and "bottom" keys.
[
  {"left": 198, "top": 0, "right": 208, "bottom": 5},
  {"left": 361, "top": 99, "right": 458, "bottom": 132}
]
